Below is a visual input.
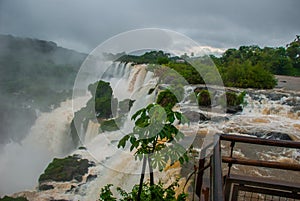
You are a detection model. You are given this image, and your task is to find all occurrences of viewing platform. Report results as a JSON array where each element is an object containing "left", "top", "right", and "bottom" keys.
[{"left": 195, "top": 134, "right": 300, "bottom": 201}]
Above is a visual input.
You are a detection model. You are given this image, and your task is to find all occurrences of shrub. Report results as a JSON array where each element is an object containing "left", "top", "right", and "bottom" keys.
[
  {"left": 39, "top": 155, "right": 90, "bottom": 183},
  {"left": 99, "top": 180, "right": 187, "bottom": 201},
  {"left": 224, "top": 92, "right": 238, "bottom": 106},
  {"left": 157, "top": 89, "right": 179, "bottom": 109},
  {"left": 100, "top": 118, "right": 120, "bottom": 132},
  {"left": 218, "top": 91, "right": 246, "bottom": 107},
  {"left": 197, "top": 90, "right": 211, "bottom": 107},
  {"left": 0, "top": 196, "right": 28, "bottom": 201}
]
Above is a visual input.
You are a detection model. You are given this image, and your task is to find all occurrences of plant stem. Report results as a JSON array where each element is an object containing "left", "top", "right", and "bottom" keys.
[
  {"left": 148, "top": 135, "right": 158, "bottom": 186},
  {"left": 148, "top": 155, "right": 154, "bottom": 186},
  {"left": 137, "top": 156, "right": 147, "bottom": 201}
]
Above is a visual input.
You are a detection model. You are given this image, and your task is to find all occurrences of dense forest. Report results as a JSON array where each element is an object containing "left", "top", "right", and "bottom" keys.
[{"left": 118, "top": 35, "right": 300, "bottom": 89}]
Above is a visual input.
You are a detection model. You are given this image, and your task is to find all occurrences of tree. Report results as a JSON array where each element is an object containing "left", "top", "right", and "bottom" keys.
[
  {"left": 118, "top": 90, "right": 189, "bottom": 200},
  {"left": 287, "top": 35, "right": 300, "bottom": 69},
  {"left": 88, "top": 80, "right": 117, "bottom": 119}
]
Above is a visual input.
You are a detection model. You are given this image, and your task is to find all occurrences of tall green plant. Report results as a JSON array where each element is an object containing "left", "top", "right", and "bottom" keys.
[{"left": 118, "top": 90, "right": 189, "bottom": 200}]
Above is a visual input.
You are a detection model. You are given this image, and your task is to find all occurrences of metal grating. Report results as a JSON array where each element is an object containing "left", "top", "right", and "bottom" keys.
[
  {"left": 231, "top": 184, "right": 300, "bottom": 201},
  {"left": 236, "top": 190, "right": 300, "bottom": 201}
]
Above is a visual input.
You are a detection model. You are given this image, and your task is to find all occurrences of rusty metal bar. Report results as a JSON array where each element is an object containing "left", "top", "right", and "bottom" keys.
[
  {"left": 220, "top": 134, "right": 300, "bottom": 148},
  {"left": 195, "top": 157, "right": 205, "bottom": 197},
  {"left": 195, "top": 142, "right": 214, "bottom": 199},
  {"left": 222, "top": 156, "right": 300, "bottom": 171},
  {"left": 210, "top": 135, "right": 224, "bottom": 201}
]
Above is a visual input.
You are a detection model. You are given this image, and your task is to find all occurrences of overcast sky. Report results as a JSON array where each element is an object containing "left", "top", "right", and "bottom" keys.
[{"left": 0, "top": 0, "right": 299, "bottom": 53}]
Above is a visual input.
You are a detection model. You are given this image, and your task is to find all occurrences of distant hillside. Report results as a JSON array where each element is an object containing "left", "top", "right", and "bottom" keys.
[
  {"left": 0, "top": 34, "right": 87, "bottom": 96},
  {"left": 0, "top": 34, "right": 87, "bottom": 144}
]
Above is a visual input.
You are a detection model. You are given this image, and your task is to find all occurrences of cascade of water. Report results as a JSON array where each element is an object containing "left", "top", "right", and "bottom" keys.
[
  {"left": 69, "top": 63, "right": 157, "bottom": 200},
  {"left": 6, "top": 61, "right": 300, "bottom": 199},
  {"left": 84, "top": 120, "right": 100, "bottom": 144},
  {"left": 224, "top": 92, "right": 300, "bottom": 139},
  {"left": 0, "top": 98, "right": 84, "bottom": 195}
]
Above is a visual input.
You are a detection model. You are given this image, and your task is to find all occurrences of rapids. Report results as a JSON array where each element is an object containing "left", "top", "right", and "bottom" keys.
[{"left": 2, "top": 62, "right": 300, "bottom": 200}]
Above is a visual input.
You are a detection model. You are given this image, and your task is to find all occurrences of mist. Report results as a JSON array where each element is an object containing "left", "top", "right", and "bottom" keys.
[
  {"left": 0, "top": 35, "right": 86, "bottom": 194},
  {"left": 0, "top": 34, "right": 86, "bottom": 145}
]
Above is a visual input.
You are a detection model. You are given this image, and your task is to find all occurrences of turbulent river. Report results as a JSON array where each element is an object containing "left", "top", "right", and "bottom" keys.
[{"left": 1, "top": 63, "right": 300, "bottom": 200}]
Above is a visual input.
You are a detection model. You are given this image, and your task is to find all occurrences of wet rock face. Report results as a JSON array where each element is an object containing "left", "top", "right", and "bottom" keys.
[
  {"left": 86, "top": 174, "right": 97, "bottom": 182},
  {"left": 39, "top": 184, "right": 54, "bottom": 191},
  {"left": 290, "top": 105, "right": 300, "bottom": 112},
  {"left": 284, "top": 97, "right": 300, "bottom": 107},
  {"left": 247, "top": 132, "right": 293, "bottom": 141},
  {"left": 265, "top": 93, "right": 288, "bottom": 101},
  {"left": 226, "top": 105, "right": 243, "bottom": 114},
  {"left": 211, "top": 116, "right": 229, "bottom": 123},
  {"left": 182, "top": 111, "right": 210, "bottom": 122},
  {"left": 194, "top": 86, "right": 208, "bottom": 94}
]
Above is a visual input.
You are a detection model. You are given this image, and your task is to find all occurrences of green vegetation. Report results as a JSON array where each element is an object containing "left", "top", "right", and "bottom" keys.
[
  {"left": 117, "top": 36, "right": 300, "bottom": 89},
  {"left": 71, "top": 80, "right": 117, "bottom": 145},
  {"left": 156, "top": 89, "right": 180, "bottom": 109},
  {"left": 88, "top": 80, "right": 117, "bottom": 119},
  {"left": 225, "top": 91, "right": 246, "bottom": 107},
  {"left": 195, "top": 89, "right": 246, "bottom": 110},
  {"left": 0, "top": 196, "right": 28, "bottom": 201},
  {"left": 117, "top": 51, "right": 170, "bottom": 64},
  {"left": 39, "top": 155, "right": 90, "bottom": 183},
  {"left": 286, "top": 35, "right": 300, "bottom": 70},
  {"left": 197, "top": 90, "right": 211, "bottom": 107},
  {"left": 165, "top": 62, "right": 204, "bottom": 84},
  {"left": 99, "top": 180, "right": 187, "bottom": 201},
  {"left": 100, "top": 118, "right": 121, "bottom": 132},
  {"left": 117, "top": 87, "right": 189, "bottom": 200}
]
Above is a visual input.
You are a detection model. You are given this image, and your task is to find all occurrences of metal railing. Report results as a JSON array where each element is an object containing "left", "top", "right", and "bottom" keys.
[{"left": 195, "top": 134, "right": 300, "bottom": 201}]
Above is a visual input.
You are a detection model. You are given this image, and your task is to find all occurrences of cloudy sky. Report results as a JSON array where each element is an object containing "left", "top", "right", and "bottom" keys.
[{"left": 0, "top": 0, "right": 299, "bottom": 53}]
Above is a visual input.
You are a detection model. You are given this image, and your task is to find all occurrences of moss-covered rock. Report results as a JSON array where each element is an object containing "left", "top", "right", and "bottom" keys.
[
  {"left": 217, "top": 91, "right": 246, "bottom": 113},
  {"left": 156, "top": 89, "right": 179, "bottom": 109},
  {"left": 197, "top": 90, "right": 211, "bottom": 107},
  {"left": 39, "top": 155, "right": 91, "bottom": 183},
  {"left": 99, "top": 115, "right": 125, "bottom": 132},
  {"left": 218, "top": 91, "right": 246, "bottom": 107},
  {"left": 0, "top": 196, "right": 28, "bottom": 201}
]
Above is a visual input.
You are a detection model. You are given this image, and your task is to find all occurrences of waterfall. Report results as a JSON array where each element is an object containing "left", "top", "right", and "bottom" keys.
[
  {"left": 84, "top": 120, "right": 100, "bottom": 143},
  {"left": 3, "top": 61, "right": 300, "bottom": 200},
  {"left": 0, "top": 100, "right": 73, "bottom": 195},
  {"left": 102, "top": 62, "right": 155, "bottom": 101},
  {"left": 0, "top": 96, "right": 90, "bottom": 196}
]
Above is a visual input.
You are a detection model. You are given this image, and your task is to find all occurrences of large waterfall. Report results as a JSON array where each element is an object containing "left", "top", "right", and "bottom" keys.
[
  {"left": 0, "top": 62, "right": 157, "bottom": 198},
  {"left": 0, "top": 99, "right": 75, "bottom": 195},
  {"left": 2, "top": 62, "right": 300, "bottom": 200}
]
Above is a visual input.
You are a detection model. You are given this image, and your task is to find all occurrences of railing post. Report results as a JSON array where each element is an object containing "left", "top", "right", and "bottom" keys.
[
  {"left": 210, "top": 134, "right": 225, "bottom": 201},
  {"left": 227, "top": 141, "right": 235, "bottom": 177}
]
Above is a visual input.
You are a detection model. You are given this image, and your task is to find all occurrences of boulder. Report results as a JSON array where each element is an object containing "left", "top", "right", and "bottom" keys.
[
  {"left": 39, "top": 184, "right": 54, "bottom": 191},
  {"left": 183, "top": 111, "right": 210, "bottom": 122},
  {"left": 251, "top": 132, "right": 292, "bottom": 141},
  {"left": 226, "top": 105, "right": 243, "bottom": 114},
  {"left": 86, "top": 174, "right": 98, "bottom": 182}
]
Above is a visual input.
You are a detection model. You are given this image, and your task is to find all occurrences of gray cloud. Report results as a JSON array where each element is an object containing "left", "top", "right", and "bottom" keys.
[{"left": 0, "top": 0, "right": 299, "bottom": 53}]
